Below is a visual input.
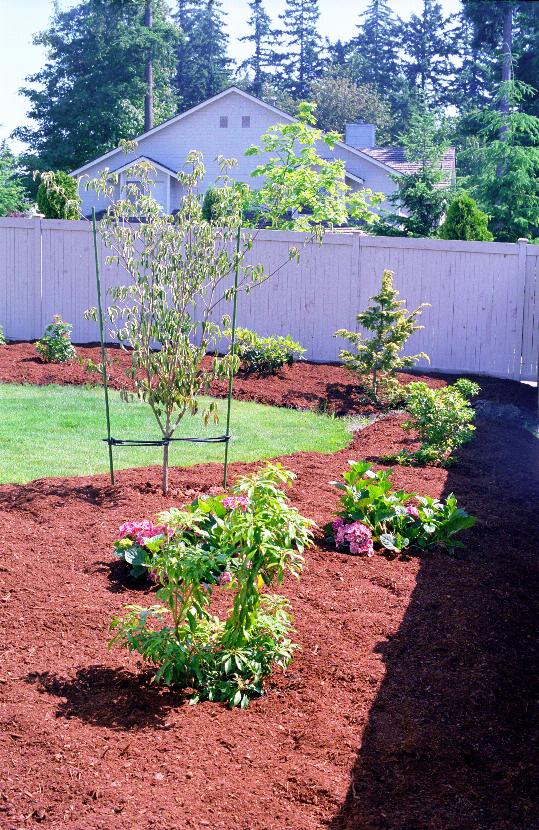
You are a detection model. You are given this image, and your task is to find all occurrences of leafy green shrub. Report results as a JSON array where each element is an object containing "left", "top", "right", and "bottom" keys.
[
  {"left": 233, "top": 327, "right": 305, "bottom": 375},
  {"left": 335, "top": 269, "right": 429, "bottom": 404},
  {"left": 36, "top": 170, "right": 80, "bottom": 219},
  {"left": 327, "top": 460, "right": 475, "bottom": 555},
  {"left": 438, "top": 191, "right": 494, "bottom": 241},
  {"left": 0, "top": 325, "right": 6, "bottom": 345},
  {"left": 35, "top": 314, "right": 76, "bottom": 363},
  {"left": 109, "top": 463, "right": 315, "bottom": 708},
  {"left": 395, "top": 379, "right": 481, "bottom": 466}
]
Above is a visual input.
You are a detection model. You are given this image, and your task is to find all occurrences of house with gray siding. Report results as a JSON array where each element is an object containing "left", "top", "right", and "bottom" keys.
[{"left": 72, "top": 87, "right": 455, "bottom": 217}]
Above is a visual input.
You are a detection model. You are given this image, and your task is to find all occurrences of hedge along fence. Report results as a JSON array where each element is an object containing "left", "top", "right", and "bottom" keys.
[{"left": 0, "top": 217, "right": 537, "bottom": 382}]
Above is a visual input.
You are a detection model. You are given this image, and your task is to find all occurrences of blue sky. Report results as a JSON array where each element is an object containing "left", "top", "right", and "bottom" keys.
[{"left": 0, "top": 0, "right": 461, "bottom": 150}]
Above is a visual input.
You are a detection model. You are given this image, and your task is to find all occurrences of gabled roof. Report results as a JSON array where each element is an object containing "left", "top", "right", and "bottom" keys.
[
  {"left": 71, "top": 86, "right": 401, "bottom": 178},
  {"left": 360, "top": 147, "right": 456, "bottom": 181},
  {"left": 108, "top": 155, "right": 178, "bottom": 178}
]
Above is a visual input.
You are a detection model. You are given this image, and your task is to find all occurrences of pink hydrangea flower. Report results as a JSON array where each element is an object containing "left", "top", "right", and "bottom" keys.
[
  {"left": 334, "top": 520, "right": 374, "bottom": 557},
  {"left": 406, "top": 505, "right": 420, "bottom": 520},
  {"left": 218, "top": 570, "right": 233, "bottom": 586},
  {"left": 118, "top": 519, "right": 173, "bottom": 546},
  {"left": 222, "top": 495, "right": 249, "bottom": 511}
]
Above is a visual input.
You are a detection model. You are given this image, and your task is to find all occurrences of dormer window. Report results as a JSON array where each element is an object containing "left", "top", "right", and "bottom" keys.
[
  {"left": 242, "top": 116, "right": 251, "bottom": 128},
  {"left": 220, "top": 116, "right": 228, "bottom": 128}
]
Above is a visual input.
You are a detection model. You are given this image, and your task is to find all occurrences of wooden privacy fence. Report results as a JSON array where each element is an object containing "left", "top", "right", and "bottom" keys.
[{"left": 0, "top": 217, "right": 537, "bottom": 381}]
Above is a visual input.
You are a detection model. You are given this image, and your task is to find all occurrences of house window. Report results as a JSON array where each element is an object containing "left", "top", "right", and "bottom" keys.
[
  {"left": 242, "top": 115, "right": 251, "bottom": 128},
  {"left": 220, "top": 116, "right": 228, "bottom": 128}
]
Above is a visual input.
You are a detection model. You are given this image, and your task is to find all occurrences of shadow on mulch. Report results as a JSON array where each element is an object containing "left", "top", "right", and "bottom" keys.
[
  {"left": 90, "top": 558, "right": 156, "bottom": 594},
  {"left": 25, "top": 667, "right": 182, "bottom": 731},
  {"left": 328, "top": 421, "right": 539, "bottom": 830},
  {"left": 0, "top": 481, "right": 126, "bottom": 511}
]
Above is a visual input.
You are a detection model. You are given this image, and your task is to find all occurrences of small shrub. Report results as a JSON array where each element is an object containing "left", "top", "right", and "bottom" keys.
[
  {"left": 335, "top": 269, "right": 429, "bottom": 404},
  {"left": 233, "top": 327, "right": 305, "bottom": 375},
  {"left": 36, "top": 170, "right": 80, "bottom": 219},
  {"left": 35, "top": 314, "right": 76, "bottom": 363},
  {"left": 109, "top": 463, "right": 315, "bottom": 708},
  {"left": 0, "top": 325, "right": 6, "bottom": 345},
  {"left": 326, "top": 460, "right": 475, "bottom": 555},
  {"left": 438, "top": 191, "right": 494, "bottom": 241},
  {"left": 394, "top": 378, "right": 481, "bottom": 466}
]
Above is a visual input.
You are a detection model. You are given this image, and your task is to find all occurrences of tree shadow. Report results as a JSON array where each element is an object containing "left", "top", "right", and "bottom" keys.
[
  {"left": 328, "top": 420, "right": 539, "bottom": 830},
  {"left": 25, "top": 666, "right": 184, "bottom": 731}
]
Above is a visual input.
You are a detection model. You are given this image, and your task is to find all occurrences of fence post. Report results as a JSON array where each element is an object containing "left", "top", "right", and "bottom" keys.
[
  {"left": 515, "top": 238, "right": 528, "bottom": 382},
  {"left": 34, "top": 218, "right": 42, "bottom": 340}
]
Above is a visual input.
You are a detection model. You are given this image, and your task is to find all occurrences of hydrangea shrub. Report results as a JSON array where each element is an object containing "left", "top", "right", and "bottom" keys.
[{"left": 327, "top": 460, "right": 475, "bottom": 556}]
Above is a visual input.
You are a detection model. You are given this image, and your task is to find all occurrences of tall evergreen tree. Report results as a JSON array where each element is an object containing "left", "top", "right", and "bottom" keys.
[
  {"left": 448, "top": 11, "right": 493, "bottom": 111},
  {"left": 239, "top": 0, "right": 281, "bottom": 98},
  {"left": 173, "top": 0, "right": 231, "bottom": 109},
  {"left": 402, "top": 0, "right": 454, "bottom": 106},
  {"left": 278, "top": 0, "right": 324, "bottom": 98},
  {"left": 14, "top": 0, "right": 179, "bottom": 173},
  {"left": 350, "top": 0, "right": 400, "bottom": 94}
]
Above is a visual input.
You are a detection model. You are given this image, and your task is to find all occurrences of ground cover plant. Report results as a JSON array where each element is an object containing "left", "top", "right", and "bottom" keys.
[
  {"left": 0, "top": 383, "right": 350, "bottom": 484},
  {"left": 327, "top": 460, "right": 476, "bottom": 556},
  {"left": 110, "top": 463, "right": 315, "bottom": 708},
  {"left": 391, "top": 378, "right": 481, "bottom": 466},
  {"left": 233, "top": 327, "right": 305, "bottom": 375},
  {"left": 35, "top": 314, "right": 75, "bottom": 363},
  {"left": 335, "top": 269, "right": 429, "bottom": 405}
]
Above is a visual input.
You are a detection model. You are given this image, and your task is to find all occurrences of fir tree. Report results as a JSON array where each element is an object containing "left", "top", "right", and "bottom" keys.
[
  {"left": 278, "top": 0, "right": 324, "bottom": 98},
  {"left": 460, "top": 80, "right": 539, "bottom": 241},
  {"left": 448, "top": 11, "right": 493, "bottom": 111},
  {"left": 239, "top": 0, "right": 281, "bottom": 98},
  {"left": 15, "top": 0, "right": 179, "bottom": 173},
  {"left": 350, "top": 0, "right": 400, "bottom": 95},
  {"left": 402, "top": 0, "right": 454, "bottom": 106},
  {"left": 174, "top": 0, "right": 231, "bottom": 109},
  {"left": 335, "top": 269, "right": 429, "bottom": 403}
]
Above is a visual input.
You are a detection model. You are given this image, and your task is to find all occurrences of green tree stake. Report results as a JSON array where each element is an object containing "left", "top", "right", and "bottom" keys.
[
  {"left": 92, "top": 208, "right": 115, "bottom": 485},
  {"left": 223, "top": 224, "right": 241, "bottom": 489}
]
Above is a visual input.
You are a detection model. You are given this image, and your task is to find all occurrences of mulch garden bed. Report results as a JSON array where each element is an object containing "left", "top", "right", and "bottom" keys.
[
  {"left": 0, "top": 341, "right": 536, "bottom": 414},
  {"left": 0, "top": 343, "right": 538, "bottom": 829}
]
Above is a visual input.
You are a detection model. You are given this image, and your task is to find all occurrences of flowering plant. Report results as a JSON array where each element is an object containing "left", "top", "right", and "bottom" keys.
[
  {"left": 110, "top": 463, "right": 315, "bottom": 707},
  {"left": 35, "top": 314, "right": 75, "bottom": 363},
  {"left": 113, "top": 520, "right": 174, "bottom": 579},
  {"left": 327, "top": 460, "right": 475, "bottom": 555}
]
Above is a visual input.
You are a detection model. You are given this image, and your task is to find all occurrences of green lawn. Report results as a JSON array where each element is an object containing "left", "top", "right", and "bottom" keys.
[{"left": 0, "top": 384, "right": 351, "bottom": 484}]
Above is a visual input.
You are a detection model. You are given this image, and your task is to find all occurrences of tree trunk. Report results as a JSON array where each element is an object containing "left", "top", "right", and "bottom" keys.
[
  {"left": 162, "top": 441, "right": 169, "bottom": 496},
  {"left": 144, "top": 0, "right": 154, "bottom": 132},
  {"left": 498, "top": 3, "right": 513, "bottom": 142}
]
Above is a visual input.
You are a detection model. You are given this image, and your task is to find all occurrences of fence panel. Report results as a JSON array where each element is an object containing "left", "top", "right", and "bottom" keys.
[
  {"left": 0, "top": 219, "right": 537, "bottom": 381},
  {"left": 0, "top": 218, "right": 41, "bottom": 340}
]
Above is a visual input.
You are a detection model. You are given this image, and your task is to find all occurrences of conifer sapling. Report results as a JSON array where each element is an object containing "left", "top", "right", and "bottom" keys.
[{"left": 335, "top": 269, "right": 430, "bottom": 403}]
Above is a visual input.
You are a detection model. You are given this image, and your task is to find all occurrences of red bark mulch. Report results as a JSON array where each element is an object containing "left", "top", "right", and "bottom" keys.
[
  {"left": 0, "top": 341, "right": 535, "bottom": 414},
  {"left": 0, "top": 345, "right": 538, "bottom": 829}
]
